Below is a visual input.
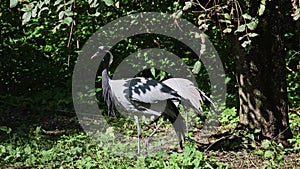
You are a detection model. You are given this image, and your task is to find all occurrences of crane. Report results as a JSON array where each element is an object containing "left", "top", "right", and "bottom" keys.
[{"left": 91, "top": 46, "right": 212, "bottom": 155}]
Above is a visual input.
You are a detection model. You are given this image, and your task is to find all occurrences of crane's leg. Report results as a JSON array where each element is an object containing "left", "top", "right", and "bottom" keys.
[
  {"left": 134, "top": 115, "right": 141, "bottom": 156},
  {"left": 186, "top": 111, "right": 189, "bottom": 133},
  {"left": 144, "top": 120, "right": 165, "bottom": 151},
  {"left": 181, "top": 105, "right": 189, "bottom": 133}
]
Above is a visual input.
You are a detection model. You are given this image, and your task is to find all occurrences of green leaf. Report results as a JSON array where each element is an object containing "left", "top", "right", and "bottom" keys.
[
  {"left": 10, "top": 0, "right": 18, "bottom": 8},
  {"left": 223, "top": 28, "right": 232, "bottom": 33},
  {"left": 225, "top": 77, "right": 231, "bottom": 83},
  {"left": 242, "top": 13, "right": 252, "bottom": 20},
  {"left": 89, "top": 0, "right": 99, "bottom": 8},
  {"left": 224, "top": 13, "right": 231, "bottom": 20},
  {"left": 94, "top": 11, "right": 101, "bottom": 17},
  {"left": 105, "top": 127, "right": 115, "bottom": 138},
  {"left": 261, "top": 139, "right": 271, "bottom": 149},
  {"left": 59, "top": 11, "right": 65, "bottom": 19},
  {"left": 241, "top": 40, "right": 251, "bottom": 48},
  {"left": 264, "top": 150, "right": 274, "bottom": 158},
  {"left": 258, "top": 1, "right": 266, "bottom": 16},
  {"left": 158, "top": 71, "right": 166, "bottom": 81},
  {"left": 235, "top": 25, "right": 245, "bottom": 33},
  {"left": 95, "top": 88, "right": 101, "bottom": 92},
  {"left": 61, "top": 17, "right": 73, "bottom": 24},
  {"left": 21, "top": 3, "right": 34, "bottom": 12},
  {"left": 219, "top": 19, "right": 231, "bottom": 24},
  {"left": 183, "top": 1, "right": 192, "bottom": 10},
  {"left": 293, "top": 9, "right": 300, "bottom": 20},
  {"left": 0, "top": 145, "right": 5, "bottom": 154},
  {"left": 65, "top": 10, "right": 74, "bottom": 16},
  {"left": 54, "top": 0, "right": 63, "bottom": 6},
  {"left": 254, "top": 128, "right": 261, "bottom": 134},
  {"left": 247, "top": 32, "right": 259, "bottom": 38},
  {"left": 56, "top": 4, "right": 64, "bottom": 11},
  {"left": 32, "top": 5, "right": 38, "bottom": 17},
  {"left": 192, "top": 61, "right": 201, "bottom": 74},
  {"left": 35, "top": 126, "right": 41, "bottom": 135},
  {"left": 44, "top": 0, "right": 50, "bottom": 5},
  {"left": 115, "top": 1, "right": 119, "bottom": 8},
  {"left": 24, "top": 145, "right": 32, "bottom": 154},
  {"left": 103, "top": 0, "right": 114, "bottom": 6},
  {"left": 176, "top": 10, "right": 183, "bottom": 18},
  {"left": 246, "top": 19, "right": 258, "bottom": 30},
  {"left": 0, "top": 126, "right": 12, "bottom": 134},
  {"left": 238, "top": 35, "right": 245, "bottom": 41},
  {"left": 22, "top": 12, "right": 32, "bottom": 25},
  {"left": 254, "top": 149, "right": 264, "bottom": 156},
  {"left": 37, "top": 1, "right": 45, "bottom": 8},
  {"left": 38, "top": 7, "right": 49, "bottom": 17},
  {"left": 185, "top": 1, "right": 192, "bottom": 8},
  {"left": 150, "top": 67, "right": 156, "bottom": 77}
]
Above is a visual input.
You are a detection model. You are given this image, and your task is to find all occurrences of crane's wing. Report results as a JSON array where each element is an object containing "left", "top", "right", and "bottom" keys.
[
  {"left": 126, "top": 78, "right": 181, "bottom": 103},
  {"left": 162, "top": 78, "right": 216, "bottom": 112},
  {"left": 109, "top": 79, "right": 162, "bottom": 117},
  {"left": 126, "top": 77, "right": 203, "bottom": 116}
]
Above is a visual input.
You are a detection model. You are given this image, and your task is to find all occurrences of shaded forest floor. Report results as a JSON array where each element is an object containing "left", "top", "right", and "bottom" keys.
[{"left": 0, "top": 103, "right": 299, "bottom": 168}]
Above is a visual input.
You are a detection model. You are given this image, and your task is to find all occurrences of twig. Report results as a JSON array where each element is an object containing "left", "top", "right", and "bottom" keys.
[
  {"left": 205, "top": 161, "right": 214, "bottom": 169},
  {"left": 0, "top": 100, "right": 18, "bottom": 107},
  {"left": 289, "top": 108, "right": 300, "bottom": 117},
  {"left": 66, "top": 0, "right": 76, "bottom": 66},
  {"left": 195, "top": 0, "right": 207, "bottom": 11},
  {"left": 67, "top": 22, "right": 74, "bottom": 48},
  {"left": 271, "top": 127, "right": 290, "bottom": 142},
  {"left": 204, "top": 135, "right": 232, "bottom": 152},
  {"left": 172, "top": 0, "right": 183, "bottom": 32}
]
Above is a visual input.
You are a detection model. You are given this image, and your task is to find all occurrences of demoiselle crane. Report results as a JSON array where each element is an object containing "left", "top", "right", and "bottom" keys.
[{"left": 91, "top": 46, "right": 211, "bottom": 155}]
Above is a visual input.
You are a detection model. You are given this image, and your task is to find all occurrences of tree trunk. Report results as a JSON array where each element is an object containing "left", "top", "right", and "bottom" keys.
[{"left": 232, "top": 0, "right": 293, "bottom": 145}]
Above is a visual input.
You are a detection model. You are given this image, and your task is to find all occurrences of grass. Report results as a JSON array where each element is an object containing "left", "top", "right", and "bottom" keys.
[{"left": 0, "top": 104, "right": 299, "bottom": 168}]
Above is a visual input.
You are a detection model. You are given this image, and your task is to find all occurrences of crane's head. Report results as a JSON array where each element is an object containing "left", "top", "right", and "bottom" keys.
[{"left": 91, "top": 46, "right": 113, "bottom": 67}]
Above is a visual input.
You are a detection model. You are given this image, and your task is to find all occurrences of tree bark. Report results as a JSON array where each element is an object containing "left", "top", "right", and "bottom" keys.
[{"left": 232, "top": 0, "right": 293, "bottom": 145}]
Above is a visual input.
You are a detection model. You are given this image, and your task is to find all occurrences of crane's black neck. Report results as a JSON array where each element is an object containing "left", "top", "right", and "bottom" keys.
[
  {"left": 100, "top": 53, "right": 114, "bottom": 115},
  {"left": 100, "top": 52, "right": 112, "bottom": 77},
  {"left": 101, "top": 53, "right": 111, "bottom": 70},
  {"left": 101, "top": 53, "right": 111, "bottom": 90}
]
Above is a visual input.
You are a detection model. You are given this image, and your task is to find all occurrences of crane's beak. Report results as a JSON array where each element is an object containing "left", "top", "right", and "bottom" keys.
[
  {"left": 90, "top": 51, "right": 99, "bottom": 60},
  {"left": 91, "top": 46, "right": 110, "bottom": 60}
]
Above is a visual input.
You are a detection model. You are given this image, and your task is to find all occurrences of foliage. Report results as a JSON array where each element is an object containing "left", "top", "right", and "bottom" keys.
[
  {"left": 288, "top": 112, "right": 300, "bottom": 153},
  {"left": 286, "top": 50, "right": 300, "bottom": 109},
  {"left": 292, "top": 0, "right": 300, "bottom": 20},
  {"left": 177, "top": 0, "right": 263, "bottom": 50},
  {"left": 2, "top": 0, "right": 300, "bottom": 168},
  {"left": 0, "top": 126, "right": 221, "bottom": 168},
  {"left": 219, "top": 107, "right": 238, "bottom": 125},
  {"left": 0, "top": 112, "right": 299, "bottom": 168}
]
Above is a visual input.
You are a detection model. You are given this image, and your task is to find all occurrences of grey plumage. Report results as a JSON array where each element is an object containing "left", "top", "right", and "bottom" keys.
[
  {"left": 162, "top": 78, "right": 216, "bottom": 132},
  {"left": 162, "top": 78, "right": 216, "bottom": 113}
]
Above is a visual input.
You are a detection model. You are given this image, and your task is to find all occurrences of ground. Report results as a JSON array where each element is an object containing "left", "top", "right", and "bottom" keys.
[{"left": 0, "top": 104, "right": 299, "bottom": 168}]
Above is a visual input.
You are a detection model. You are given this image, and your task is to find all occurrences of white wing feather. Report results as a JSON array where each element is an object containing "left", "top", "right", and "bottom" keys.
[{"left": 162, "top": 78, "right": 215, "bottom": 112}]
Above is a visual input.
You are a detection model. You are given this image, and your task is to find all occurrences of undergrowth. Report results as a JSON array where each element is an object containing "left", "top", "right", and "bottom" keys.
[{"left": 0, "top": 106, "right": 299, "bottom": 168}]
